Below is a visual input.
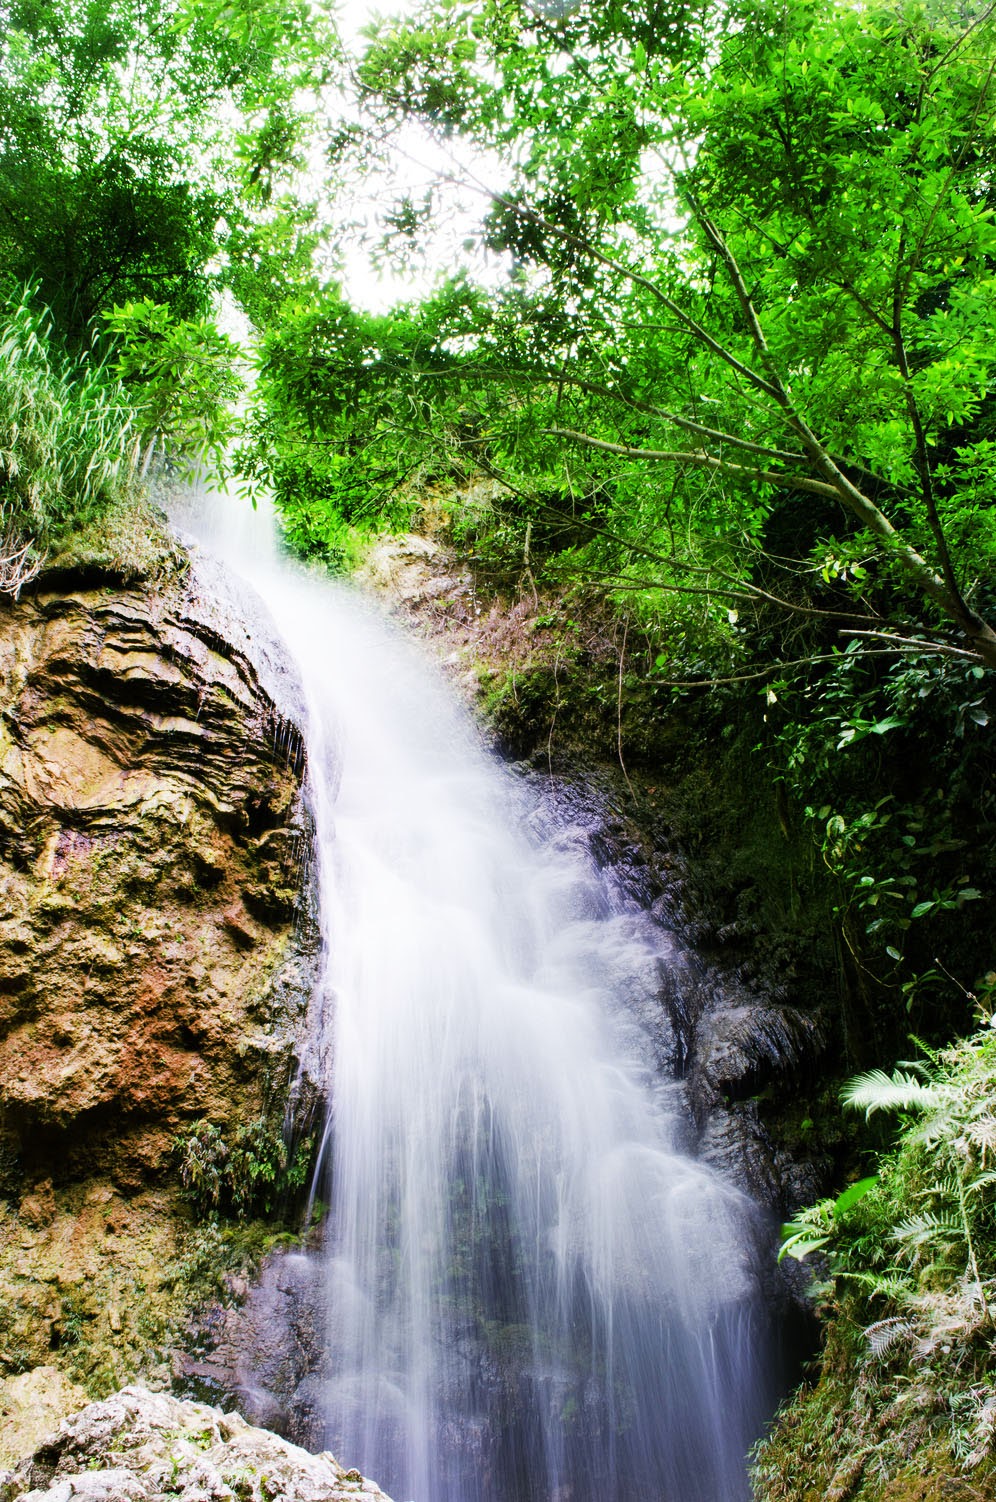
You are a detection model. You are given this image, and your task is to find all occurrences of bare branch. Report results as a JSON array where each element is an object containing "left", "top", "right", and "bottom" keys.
[{"left": 838, "top": 629, "right": 983, "bottom": 662}]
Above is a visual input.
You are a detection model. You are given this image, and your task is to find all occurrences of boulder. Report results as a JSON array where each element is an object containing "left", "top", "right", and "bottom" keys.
[
  {"left": 0, "top": 1384, "right": 390, "bottom": 1502},
  {"left": 0, "top": 1369, "right": 90, "bottom": 1470}
]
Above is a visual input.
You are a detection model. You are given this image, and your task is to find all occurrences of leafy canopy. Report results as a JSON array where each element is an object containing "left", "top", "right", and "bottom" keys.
[
  {"left": 0, "top": 0, "right": 335, "bottom": 580},
  {"left": 256, "top": 0, "right": 996, "bottom": 668},
  {"left": 0, "top": 0, "right": 332, "bottom": 345}
]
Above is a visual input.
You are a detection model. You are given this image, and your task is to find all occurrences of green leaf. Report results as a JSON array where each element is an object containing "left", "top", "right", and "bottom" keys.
[
  {"left": 778, "top": 1230, "right": 830, "bottom": 1263},
  {"left": 833, "top": 1176, "right": 877, "bottom": 1216}
]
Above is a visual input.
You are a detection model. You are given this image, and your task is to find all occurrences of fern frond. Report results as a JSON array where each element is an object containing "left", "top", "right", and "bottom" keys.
[
  {"left": 965, "top": 1117, "right": 996, "bottom": 1157},
  {"left": 840, "top": 1270, "right": 918, "bottom": 1305},
  {"left": 904, "top": 1038, "right": 943, "bottom": 1071},
  {"left": 919, "top": 1175, "right": 963, "bottom": 1204},
  {"left": 892, "top": 1211, "right": 964, "bottom": 1249},
  {"left": 842, "top": 1069, "right": 947, "bottom": 1118},
  {"left": 863, "top": 1316, "right": 916, "bottom": 1359}
]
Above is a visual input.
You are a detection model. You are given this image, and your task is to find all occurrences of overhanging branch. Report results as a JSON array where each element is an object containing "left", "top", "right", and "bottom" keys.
[{"left": 543, "top": 426, "right": 844, "bottom": 500}]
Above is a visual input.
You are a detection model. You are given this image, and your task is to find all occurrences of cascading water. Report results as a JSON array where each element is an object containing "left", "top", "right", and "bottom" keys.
[{"left": 178, "top": 488, "right": 775, "bottom": 1502}]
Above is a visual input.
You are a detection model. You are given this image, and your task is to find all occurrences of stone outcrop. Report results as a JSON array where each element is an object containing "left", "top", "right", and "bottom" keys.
[
  {"left": 0, "top": 540, "right": 321, "bottom": 1435},
  {"left": 0, "top": 1369, "right": 91, "bottom": 1471},
  {"left": 0, "top": 548, "right": 315, "bottom": 1187},
  {"left": 0, "top": 1385, "right": 391, "bottom": 1502}
]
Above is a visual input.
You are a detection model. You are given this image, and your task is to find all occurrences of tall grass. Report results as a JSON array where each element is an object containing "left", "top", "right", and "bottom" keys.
[{"left": 0, "top": 287, "right": 139, "bottom": 592}]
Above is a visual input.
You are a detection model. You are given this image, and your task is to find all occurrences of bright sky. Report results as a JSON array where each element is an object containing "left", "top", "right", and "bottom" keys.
[{"left": 319, "top": 0, "right": 512, "bottom": 312}]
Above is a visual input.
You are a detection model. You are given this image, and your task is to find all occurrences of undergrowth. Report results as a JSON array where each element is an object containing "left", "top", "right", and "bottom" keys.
[
  {"left": 754, "top": 1017, "right": 996, "bottom": 1500},
  {"left": 174, "top": 1116, "right": 314, "bottom": 1222}
]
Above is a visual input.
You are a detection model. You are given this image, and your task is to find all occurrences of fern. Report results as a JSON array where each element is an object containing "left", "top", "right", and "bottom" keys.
[
  {"left": 842, "top": 1068, "right": 947, "bottom": 1118},
  {"left": 965, "top": 1119, "right": 996, "bottom": 1161},
  {"left": 760, "top": 1025, "right": 996, "bottom": 1495},
  {"left": 839, "top": 1270, "right": 920, "bottom": 1305},
  {"left": 864, "top": 1317, "right": 915, "bottom": 1360},
  {"left": 892, "top": 1210, "right": 965, "bottom": 1252}
]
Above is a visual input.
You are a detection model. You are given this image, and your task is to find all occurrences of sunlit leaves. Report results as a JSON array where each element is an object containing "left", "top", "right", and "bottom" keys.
[
  {"left": 103, "top": 299, "right": 245, "bottom": 467},
  {"left": 0, "top": 0, "right": 330, "bottom": 345}
]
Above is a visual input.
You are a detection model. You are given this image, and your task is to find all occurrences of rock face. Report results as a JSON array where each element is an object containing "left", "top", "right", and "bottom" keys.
[
  {"left": 0, "top": 1385, "right": 391, "bottom": 1502},
  {"left": 0, "top": 543, "right": 322, "bottom": 1422},
  {"left": 0, "top": 1369, "right": 91, "bottom": 1470},
  {"left": 0, "top": 549, "right": 315, "bottom": 1188}
]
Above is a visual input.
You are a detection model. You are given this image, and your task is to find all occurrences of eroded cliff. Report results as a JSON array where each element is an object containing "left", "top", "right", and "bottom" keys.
[{"left": 0, "top": 535, "right": 320, "bottom": 1451}]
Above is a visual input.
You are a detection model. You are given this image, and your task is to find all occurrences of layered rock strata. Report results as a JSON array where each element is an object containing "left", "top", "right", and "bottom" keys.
[{"left": 0, "top": 544, "right": 320, "bottom": 1435}]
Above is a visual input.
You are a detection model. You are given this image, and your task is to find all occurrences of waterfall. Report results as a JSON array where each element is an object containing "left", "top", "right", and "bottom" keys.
[{"left": 178, "top": 489, "right": 775, "bottom": 1502}]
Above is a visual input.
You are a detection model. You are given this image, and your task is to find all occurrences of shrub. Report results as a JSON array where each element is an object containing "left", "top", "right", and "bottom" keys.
[
  {"left": 757, "top": 1016, "right": 996, "bottom": 1497},
  {"left": 174, "top": 1115, "right": 314, "bottom": 1222}
]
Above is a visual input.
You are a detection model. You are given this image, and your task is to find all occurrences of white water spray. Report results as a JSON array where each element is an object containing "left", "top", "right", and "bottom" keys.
[{"left": 179, "top": 489, "right": 773, "bottom": 1502}]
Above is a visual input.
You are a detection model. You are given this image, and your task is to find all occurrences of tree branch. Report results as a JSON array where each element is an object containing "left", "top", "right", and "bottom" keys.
[
  {"left": 838, "top": 629, "right": 982, "bottom": 662},
  {"left": 650, "top": 646, "right": 958, "bottom": 689},
  {"left": 539, "top": 372, "right": 805, "bottom": 464},
  {"left": 543, "top": 425, "right": 844, "bottom": 500}
]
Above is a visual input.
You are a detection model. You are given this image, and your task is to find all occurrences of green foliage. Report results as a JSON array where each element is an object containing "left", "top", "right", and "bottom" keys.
[
  {"left": 236, "top": 280, "right": 490, "bottom": 554},
  {"left": 0, "top": 0, "right": 330, "bottom": 348},
  {"left": 758, "top": 1025, "right": 996, "bottom": 1495},
  {"left": 103, "top": 300, "right": 245, "bottom": 469},
  {"left": 174, "top": 1116, "right": 314, "bottom": 1222},
  {"left": 274, "top": 0, "right": 996, "bottom": 672},
  {"left": 762, "top": 638, "right": 993, "bottom": 1020},
  {"left": 0, "top": 0, "right": 333, "bottom": 552},
  {"left": 0, "top": 285, "right": 138, "bottom": 577},
  {"left": 779, "top": 1175, "right": 877, "bottom": 1264},
  {"left": 0, "top": 1, "right": 216, "bottom": 341}
]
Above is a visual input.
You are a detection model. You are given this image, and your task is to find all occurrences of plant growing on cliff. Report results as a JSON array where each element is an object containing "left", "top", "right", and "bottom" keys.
[
  {"left": 175, "top": 1116, "right": 313, "bottom": 1222},
  {"left": 764, "top": 640, "right": 993, "bottom": 1016},
  {"left": 0, "top": 287, "right": 139, "bottom": 590},
  {"left": 760, "top": 1023, "right": 996, "bottom": 1495}
]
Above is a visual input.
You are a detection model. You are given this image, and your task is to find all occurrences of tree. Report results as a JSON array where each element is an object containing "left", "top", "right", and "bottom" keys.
[
  {"left": 0, "top": 0, "right": 335, "bottom": 572},
  {"left": 0, "top": 0, "right": 331, "bottom": 347},
  {"left": 262, "top": 0, "right": 996, "bottom": 669}
]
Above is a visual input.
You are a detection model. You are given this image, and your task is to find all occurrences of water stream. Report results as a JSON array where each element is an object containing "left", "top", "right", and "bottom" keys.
[{"left": 179, "top": 490, "right": 775, "bottom": 1502}]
